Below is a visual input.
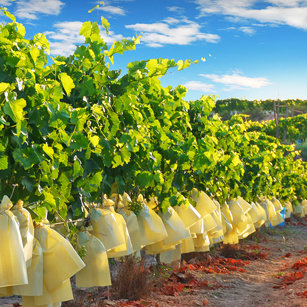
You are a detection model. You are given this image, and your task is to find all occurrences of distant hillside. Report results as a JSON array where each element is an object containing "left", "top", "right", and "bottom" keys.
[{"left": 214, "top": 98, "right": 307, "bottom": 121}]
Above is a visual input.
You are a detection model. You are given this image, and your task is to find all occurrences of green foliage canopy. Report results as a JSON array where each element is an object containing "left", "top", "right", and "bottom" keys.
[{"left": 0, "top": 9, "right": 305, "bottom": 225}]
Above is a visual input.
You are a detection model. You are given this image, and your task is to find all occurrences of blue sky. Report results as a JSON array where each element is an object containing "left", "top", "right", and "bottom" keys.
[{"left": 0, "top": 0, "right": 307, "bottom": 101}]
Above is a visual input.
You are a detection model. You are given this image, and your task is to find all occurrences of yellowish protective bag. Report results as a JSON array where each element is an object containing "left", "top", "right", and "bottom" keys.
[
  {"left": 293, "top": 203, "right": 304, "bottom": 217},
  {"left": 90, "top": 202, "right": 126, "bottom": 251},
  {"left": 181, "top": 230, "right": 195, "bottom": 254},
  {"left": 249, "top": 202, "right": 265, "bottom": 228},
  {"left": 193, "top": 233, "right": 210, "bottom": 252},
  {"left": 234, "top": 216, "right": 249, "bottom": 238},
  {"left": 158, "top": 206, "right": 190, "bottom": 245},
  {"left": 255, "top": 202, "right": 267, "bottom": 226},
  {"left": 221, "top": 202, "right": 233, "bottom": 224},
  {"left": 208, "top": 230, "right": 224, "bottom": 244},
  {"left": 117, "top": 194, "right": 142, "bottom": 252},
  {"left": 189, "top": 191, "right": 222, "bottom": 235},
  {"left": 262, "top": 199, "right": 284, "bottom": 226},
  {"left": 248, "top": 202, "right": 260, "bottom": 224},
  {"left": 136, "top": 195, "right": 168, "bottom": 246},
  {"left": 207, "top": 204, "right": 224, "bottom": 244},
  {"left": 35, "top": 223, "right": 85, "bottom": 291},
  {"left": 228, "top": 199, "right": 255, "bottom": 239},
  {"left": 284, "top": 201, "right": 293, "bottom": 218},
  {"left": 160, "top": 244, "right": 181, "bottom": 264},
  {"left": 145, "top": 241, "right": 176, "bottom": 255},
  {"left": 104, "top": 201, "right": 133, "bottom": 258},
  {"left": 146, "top": 204, "right": 191, "bottom": 255},
  {"left": 13, "top": 238, "right": 43, "bottom": 296},
  {"left": 236, "top": 197, "right": 253, "bottom": 214},
  {"left": 271, "top": 198, "right": 283, "bottom": 212},
  {"left": 228, "top": 199, "right": 245, "bottom": 226},
  {"left": 22, "top": 279, "right": 72, "bottom": 306},
  {"left": 33, "top": 279, "right": 73, "bottom": 306},
  {"left": 271, "top": 211, "right": 284, "bottom": 226},
  {"left": 208, "top": 231, "right": 224, "bottom": 244},
  {"left": 203, "top": 212, "right": 218, "bottom": 232},
  {"left": 189, "top": 219, "right": 204, "bottom": 234},
  {"left": 110, "top": 213, "right": 137, "bottom": 257},
  {"left": 174, "top": 201, "right": 201, "bottom": 228},
  {"left": 0, "top": 287, "right": 13, "bottom": 297},
  {"left": 210, "top": 208, "right": 223, "bottom": 231},
  {"left": 191, "top": 189, "right": 216, "bottom": 217},
  {"left": 12, "top": 200, "right": 34, "bottom": 267},
  {"left": 223, "top": 228, "right": 239, "bottom": 245},
  {"left": 237, "top": 213, "right": 256, "bottom": 239},
  {"left": 228, "top": 199, "right": 256, "bottom": 239},
  {"left": 222, "top": 205, "right": 239, "bottom": 244},
  {"left": 221, "top": 211, "right": 233, "bottom": 234},
  {"left": 76, "top": 231, "right": 111, "bottom": 287},
  {"left": 117, "top": 207, "right": 142, "bottom": 253},
  {"left": 0, "top": 195, "right": 28, "bottom": 288}
]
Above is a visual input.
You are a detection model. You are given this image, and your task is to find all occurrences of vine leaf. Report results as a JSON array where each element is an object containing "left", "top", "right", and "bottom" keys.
[
  {"left": 0, "top": 155, "right": 8, "bottom": 170},
  {"left": 59, "top": 73, "right": 75, "bottom": 96}
]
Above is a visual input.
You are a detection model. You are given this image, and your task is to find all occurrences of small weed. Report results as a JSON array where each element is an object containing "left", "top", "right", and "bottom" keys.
[
  {"left": 248, "top": 231, "right": 264, "bottom": 243},
  {"left": 151, "top": 264, "right": 172, "bottom": 280},
  {"left": 111, "top": 256, "right": 153, "bottom": 301},
  {"left": 274, "top": 271, "right": 285, "bottom": 277}
]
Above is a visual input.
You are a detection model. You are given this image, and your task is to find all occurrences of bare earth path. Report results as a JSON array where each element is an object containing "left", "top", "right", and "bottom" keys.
[
  {"left": 206, "top": 223, "right": 307, "bottom": 307},
  {"left": 0, "top": 218, "right": 306, "bottom": 307},
  {"left": 148, "top": 219, "right": 307, "bottom": 307}
]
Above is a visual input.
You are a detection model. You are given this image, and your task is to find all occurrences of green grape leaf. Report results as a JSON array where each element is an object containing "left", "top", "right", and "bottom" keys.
[
  {"left": 4, "top": 98, "right": 27, "bottom": 122},
  {"left": 101, "top": 17, "right": 110, "bottom": 34},
  {"left": 0, "top": 83, "right": 10, "bottom": 94},
  {"left": 80, "top": 21, "right": 92, "bottom": 38},
  {"left": 59, "top": 73, "right": 75, "bottom": 96},
  {"left": 0, "top": 155, "right": 8, "bottom": 170}
]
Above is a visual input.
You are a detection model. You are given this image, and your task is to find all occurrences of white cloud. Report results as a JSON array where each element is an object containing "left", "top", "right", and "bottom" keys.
[
  {"left": 98, "top": 5, "right": 126, "bottom": 15},
  {"left": 45, "top": 21, "right": 84, "bottom": 56},
  {"left": 224, "top": 25, "right": 256, "bottom": 35},
  {"left": 195, "top": 0, "right": 307, "bottom": 30},
  {"left": 126, "top": 18, "right": 220, "bottom": 47},
  {"left": 163, "top": 17, "right": 180, "bottom": 25},
  {"left": 0, "top": 0, "right": 13, "bottom": 6},
  {"left": 167, "top": 6, "right": 185, "bottom": 14},
  {"left": 100, "top": 31, "right": 124, "bottom": 45},
  {"left": 239, "top": 26, "right": 255, "bottom": 34},
  {"left": 200, "top": 72, "right": 270, "bottom": 89},
  {"left": 184, "top": 81, "right": 215, "bottom": 92},
  {"left": 15, "top": 0, "right": 64, "bottom": 20},
  {"left": 269, "top": 0, "right": 304, "bottom": 6},
  {"left": 45, "top": 21, "right": 124, "bottom": 56}
]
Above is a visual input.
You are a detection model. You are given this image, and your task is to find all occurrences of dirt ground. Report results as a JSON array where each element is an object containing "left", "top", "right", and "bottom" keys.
[
  {"left": 146, "top": 218, "right": 307, "bottom": 307},
  {"left": 1, "top": 217, "right": 306, "bottom": 307}
]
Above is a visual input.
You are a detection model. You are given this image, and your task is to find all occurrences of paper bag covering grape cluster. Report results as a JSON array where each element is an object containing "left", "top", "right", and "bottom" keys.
[{"left": 1, "top": 191, "right": 305, "bottom": 305}]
